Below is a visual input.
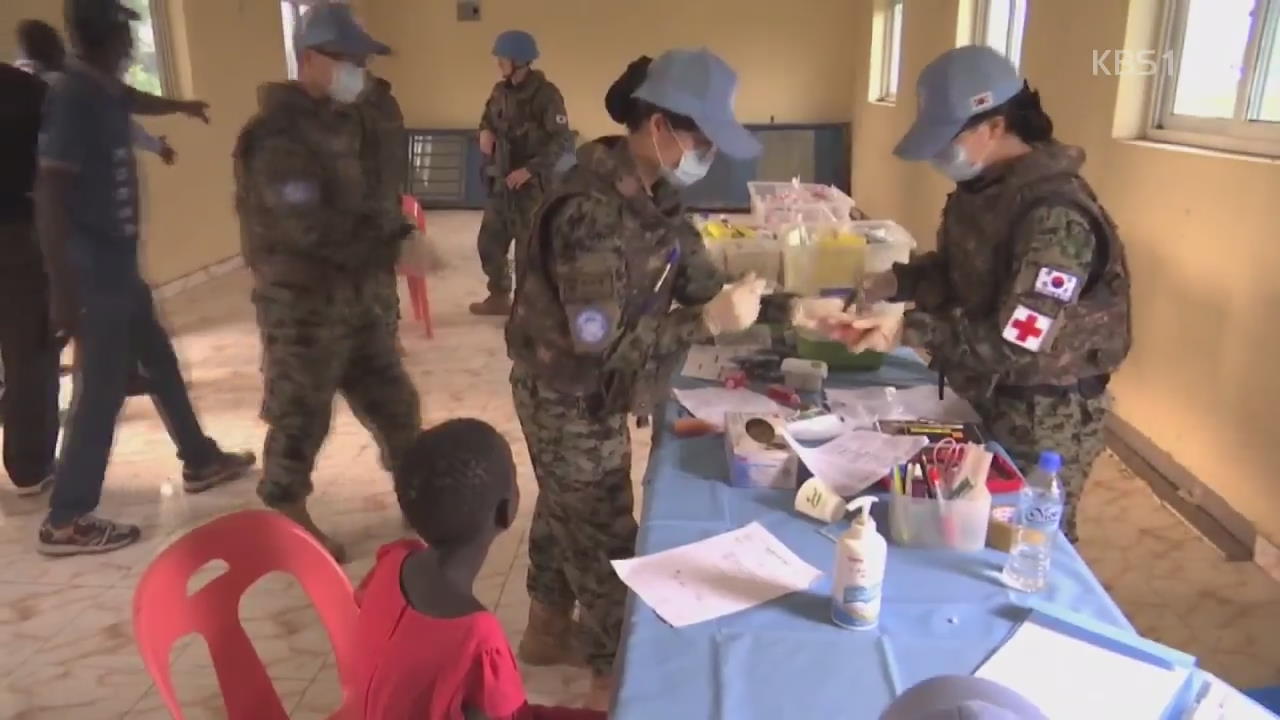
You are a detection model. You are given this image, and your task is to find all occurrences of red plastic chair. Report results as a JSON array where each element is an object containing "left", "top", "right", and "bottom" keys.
[
  {"left": 132, "top": 510, "right": 359, "bottom": 720},
  {"left": 399, "top": 194, "right": 434, "bottom": 339}
]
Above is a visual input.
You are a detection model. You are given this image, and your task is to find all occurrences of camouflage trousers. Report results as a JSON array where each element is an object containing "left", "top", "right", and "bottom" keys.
[
  {"left": 510, "top": 366, "right": 637, "bottom": 676},
  {"left": 369, "top": 269, "right": 400, "bottom": 336},
  {"left": 477, "top": 181, "right": 543, "bottom": 296},
  {"left": 972, "top": 390, "right": 1110, "bottom": 543},
  {"left": 253, "top": 283, "right": 422, "bottom": 507}
]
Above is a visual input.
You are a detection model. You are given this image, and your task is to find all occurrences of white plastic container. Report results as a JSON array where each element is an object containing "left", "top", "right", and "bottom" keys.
[
  {"left": 888, "top": 486, "right": 992, "bottom": 551},
  {"left": 748, "top": 180, "right": 856, "bottom": 227},
  {"left": 832, "top": 497, "right": 887, "bottom": 630}
]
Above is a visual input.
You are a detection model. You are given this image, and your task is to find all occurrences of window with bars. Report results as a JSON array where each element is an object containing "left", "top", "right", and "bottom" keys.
[
  {"left": 1149, "top": 0, "right": 1280, "bottom": 156},
  {"left": 122, "top": 0, "right": 176, "bottom": 96},
  {"left": 875, "top": 0, "right": 905, "bottom": 103},
  {"left": 972, "top": 0, "right": 1028, "bottom": 69}
]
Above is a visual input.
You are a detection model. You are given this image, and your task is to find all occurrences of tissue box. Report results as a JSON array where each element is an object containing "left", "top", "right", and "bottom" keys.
[{"left": 725, "top": 412, "right": 798, "bottom": 489}]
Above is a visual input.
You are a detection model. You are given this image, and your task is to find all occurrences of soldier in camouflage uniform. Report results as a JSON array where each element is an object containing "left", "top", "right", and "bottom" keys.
[
  {"left": 470, "top": 30, "right": 573, "bottom": 316},
  {"left": 505, "top": 50, "right": 765, "bottom": 709},
  {"left": 855, "top": 47, "right": 1131, "bottom": 543},
  {"left": 232, "top": 4, "right": 421, "bottom": 561}
]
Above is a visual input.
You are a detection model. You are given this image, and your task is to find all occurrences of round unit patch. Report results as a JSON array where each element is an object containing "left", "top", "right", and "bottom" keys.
[{"left": 574, "top": 308, "right": 608, "bottom": 344}]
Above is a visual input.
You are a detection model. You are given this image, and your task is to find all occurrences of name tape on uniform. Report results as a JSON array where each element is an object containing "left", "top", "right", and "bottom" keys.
[
  {"left": 1002, "top": 305, "right": 1054, "bottom": 353},
  {"left": 1034, "top": 267, "right": 1081, "bottom": 303}
]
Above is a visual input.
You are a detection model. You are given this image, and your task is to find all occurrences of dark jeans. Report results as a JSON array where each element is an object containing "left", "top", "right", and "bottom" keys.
[
  {"left": 0, "top": 221, "right": 60, "bottom": 487},
  {"left": 50, "top": 278, "right": 217, "bottom": 525}
]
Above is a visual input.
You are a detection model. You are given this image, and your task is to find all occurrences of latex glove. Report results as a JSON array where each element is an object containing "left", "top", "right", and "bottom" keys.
[
  {"left": 702, "top": 273, "right": 768, "bottom": 335},
  {"left": 790, "top": 297, "right": 857, "bottom": 332},
  {"left": 860, "top": 270, "right": 899, "bottom": 305},
  {"left": 479, "top": 129, "right": 496, "bottom": 156},
  {"left": 844, "top": 311, "right": 904, "bottom": 353}
]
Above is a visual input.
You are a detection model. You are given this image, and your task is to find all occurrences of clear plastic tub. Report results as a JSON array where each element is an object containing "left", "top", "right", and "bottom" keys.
[
  {"left": 748, "top": 181, "right": 856, "bottom": 227},
  {"left": 722, "top": 235, "right": 784, "bottom": 287},
  {"left": 887, "top": 487, "right": 992, "bottom": 551},
  {"left": 845, "top": 220, "right": 916, "bottom": 275}
]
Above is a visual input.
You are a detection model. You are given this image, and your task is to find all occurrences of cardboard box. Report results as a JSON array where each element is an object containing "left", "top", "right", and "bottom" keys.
[{"left": 725, "top": 412, "right": 798, "bottom": 489}]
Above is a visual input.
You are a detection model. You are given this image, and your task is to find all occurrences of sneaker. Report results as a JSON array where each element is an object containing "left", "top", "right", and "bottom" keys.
[
  {"left": 183, "top": 450, "right": 257, "bottom": 494},
  {"left": 38, "top": 514, "right": 141, "bottom": 556},
  {"left": 468, "top": 294, "right": 511, "bottom": 317},
  {"left": 13, "top": 475, "right": 54, "bottom": 498}
]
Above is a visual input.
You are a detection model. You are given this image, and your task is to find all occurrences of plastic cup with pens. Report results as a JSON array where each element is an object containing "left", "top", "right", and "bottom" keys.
[{"left": 888, "top": 440, "right": 992, "bottom": 551}]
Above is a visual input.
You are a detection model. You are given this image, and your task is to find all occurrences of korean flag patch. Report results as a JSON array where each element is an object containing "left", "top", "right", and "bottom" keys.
[
  {"left": 970, "top": 91, "right": 995, "bottom": 111},
  {"left": 1002, "top": 305, "right": 1054, "bottom": 353},
  {"left": 573, "top": 307, "right": 609, "bottom": 345},
  {"left": 1034, "top": 267, "right": 1081, "bottom": 303}
]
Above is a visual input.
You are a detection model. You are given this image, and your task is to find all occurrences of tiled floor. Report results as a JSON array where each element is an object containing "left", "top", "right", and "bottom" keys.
[{"left": 0, "top": 211, "right": 1277, "bottom": 718}]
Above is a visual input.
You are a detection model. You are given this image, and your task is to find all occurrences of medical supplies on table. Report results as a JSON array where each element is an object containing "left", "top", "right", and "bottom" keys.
[
  {"left": 747, "top": 179, "right": 856, "bottom": 227},
  {"left": 724, "top": 412, "right": 799, "bottom": 489}
]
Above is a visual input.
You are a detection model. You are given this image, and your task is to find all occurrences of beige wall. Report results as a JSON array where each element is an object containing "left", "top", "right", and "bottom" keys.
[
  {"left": 1, "top": 0, "right": 289, "bottom": 286},
  {"left": 850, "top": 0, "right": 1280, "bottom": 543},
  {"left": 361, "top": 0, "right": 860, "bottom": 140}
]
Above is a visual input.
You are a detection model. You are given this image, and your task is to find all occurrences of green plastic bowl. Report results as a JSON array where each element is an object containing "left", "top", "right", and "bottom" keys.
[{"left": 795, "top": 335, "right": 887, "bottom": 372}]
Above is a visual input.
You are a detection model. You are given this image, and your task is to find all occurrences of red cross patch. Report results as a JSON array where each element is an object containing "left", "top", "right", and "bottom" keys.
[{"left": 1002, "top": 305, "right": 1053, "bottom": 352}]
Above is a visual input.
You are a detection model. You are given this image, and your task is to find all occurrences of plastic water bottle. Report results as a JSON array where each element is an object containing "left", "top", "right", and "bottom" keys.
[{"left": 1001, "top": 451, "right": 1065, "bottom": 592}]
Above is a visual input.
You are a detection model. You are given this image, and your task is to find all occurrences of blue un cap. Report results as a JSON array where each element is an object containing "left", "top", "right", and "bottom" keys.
[
  {"left": 493, "top": 30, "right": 539, "bottom": 64},
  {"left": 632, "top": 48, "right": 762, "bottom": 159},
  {"left": 880, "top": 676, "right": 1048, "bottom": 720},
  {"left": 296, "top": 2, "right": 390, "bottom": 60},
  {"left": 894, "top": 45, "right": 1023, "bottom": 161}
]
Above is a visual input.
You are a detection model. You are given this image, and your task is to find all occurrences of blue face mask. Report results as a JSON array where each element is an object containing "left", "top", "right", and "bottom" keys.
[
  {"left": 930, "top": 142, "right": 984, "bottom": 182},
  {"left": 653, "top": 128, "right": 715, "bottom": 187}
]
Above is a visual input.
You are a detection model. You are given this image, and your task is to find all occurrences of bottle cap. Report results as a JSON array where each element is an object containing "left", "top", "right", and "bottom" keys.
[{"left": 1037, "top": 451, "right": 1062, "bottom": 474}]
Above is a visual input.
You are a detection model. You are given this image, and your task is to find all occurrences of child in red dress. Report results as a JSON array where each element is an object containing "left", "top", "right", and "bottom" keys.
[{"left": 353, "top": 419, "right": 606, "bottom": 719}]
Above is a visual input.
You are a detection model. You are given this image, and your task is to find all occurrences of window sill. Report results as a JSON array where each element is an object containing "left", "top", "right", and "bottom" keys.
[
  {"left": 1119, "top": 138, "right": 1280, "bottom": 165},
  {"left": 868, "top": 98, "right": 898, "bottom": 108}
]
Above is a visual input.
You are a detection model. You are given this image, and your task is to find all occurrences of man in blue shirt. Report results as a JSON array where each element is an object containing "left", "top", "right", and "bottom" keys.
[{"left": 34, "top": 0, "right": 254, "bottom": 555}]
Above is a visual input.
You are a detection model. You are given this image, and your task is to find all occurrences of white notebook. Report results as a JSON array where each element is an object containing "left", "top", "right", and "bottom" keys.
[{"left": 975, "top": 620, "right": 1191, "bottom": 719}]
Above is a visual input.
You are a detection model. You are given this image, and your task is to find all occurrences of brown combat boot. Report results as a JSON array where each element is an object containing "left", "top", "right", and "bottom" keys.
[
  {"left": 584, "top": 672, "right": 614, "bottom": 712},
  {"left": 468, "top": 294, "right": 511, "bottom": 317},
  {"left": 517, "top": 601, "right": 578, "bottom": 666},
  {"left": 273, "top": 499, "right": 348, "bottom": 564}
]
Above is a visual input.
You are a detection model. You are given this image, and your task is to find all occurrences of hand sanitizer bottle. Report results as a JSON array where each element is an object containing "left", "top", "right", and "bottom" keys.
[{"left": 832, "top": 497, "right": 886, "bottom": 630}]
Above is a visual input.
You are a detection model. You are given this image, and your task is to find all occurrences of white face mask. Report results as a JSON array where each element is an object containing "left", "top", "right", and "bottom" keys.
[
  {"left": 652, "top": 127, "right": 715, "bottom": 187},
  {"left": 931, "top": 142, "right": 983, "bottom": 182},
  {"left": 328, "top": 61, "right": 367, "bottom": 104}
]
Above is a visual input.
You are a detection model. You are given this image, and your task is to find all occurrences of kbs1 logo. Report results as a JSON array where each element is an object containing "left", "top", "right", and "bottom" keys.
[{"left": 1091, "top": 49, "right": 1176, "bottom": 77}]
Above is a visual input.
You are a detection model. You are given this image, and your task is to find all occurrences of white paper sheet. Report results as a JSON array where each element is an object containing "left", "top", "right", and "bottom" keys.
[
  {"left": 1187, "top": 673, "right": 1280, "bottom": 720},
  {"left": 610, "top": 521, "right": 822, "bottom": 628},
  {"left": 781, "top": 429, "right": 928, "bottom": 496},
  {"left": 672, "top": 387, "right": 786, "bottom": 429},
  {"left": 826, "top": 385, "right": 981, "bottom": 428},
  {"left": 974, "top": 620, "right": 1191, "bottom": 720},
  {"left": 681, "top": 345, "right": 742, "bottom": 381}
]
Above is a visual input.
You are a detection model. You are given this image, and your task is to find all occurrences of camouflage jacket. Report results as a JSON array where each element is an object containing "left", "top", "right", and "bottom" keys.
[
  {"left": 506, "top": 137, "right": 725, "bottom": 416},
  {"left": 479, "top": 70, "right": 572, "bottom": 183},
  {"left": 353, "top": 75, "right": 412, "bottom": 262},
  {"left": 232, "top": 83, "right": 390, "bottom": 288},
  {"left": 895, "top": 141, "right": 1132, "bottom": 398}
]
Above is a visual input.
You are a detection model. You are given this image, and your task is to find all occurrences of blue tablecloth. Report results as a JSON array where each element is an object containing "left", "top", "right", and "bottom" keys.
[{"left": 613, "top": 349, "right": 1135, "bottom": 719}]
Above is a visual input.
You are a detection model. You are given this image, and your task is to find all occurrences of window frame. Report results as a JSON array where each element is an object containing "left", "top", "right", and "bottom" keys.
[
  {"left": 1147, "top": 0, "right": 1280, "bottom": 157},
  {"left": 877, "top": 0, "right": 905, "bottom": 103},
  {"left": 972, "top": 0, "right": 1028, "bottom": 69},
  {"left": 126, "top": 0, "right": 179, "bottom": 97}
]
